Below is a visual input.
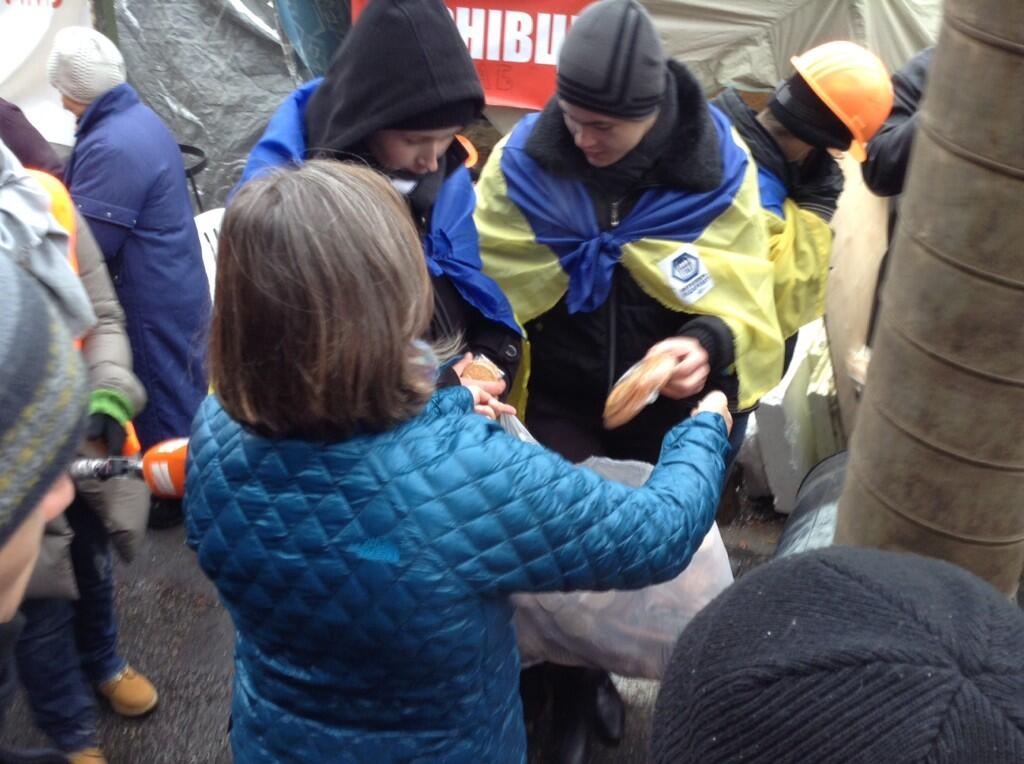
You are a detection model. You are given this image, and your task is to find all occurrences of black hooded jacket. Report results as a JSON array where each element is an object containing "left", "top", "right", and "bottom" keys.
[
  {"left": 304, "top": 0, "right": 520, "bottom": 386},
  {"left": 862, "top": 47, "right": 933, "bottom": 198},
  {"left": 519, "top": 61, "right": 740, "bottom": 463}
]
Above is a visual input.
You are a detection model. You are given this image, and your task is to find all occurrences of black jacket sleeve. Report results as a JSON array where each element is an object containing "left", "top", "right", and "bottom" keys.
[
  {"left": 862, "top": 48, "right": 934, "bottom": 197},
  {"left": 677, "top": 315, "right": 735, "bottom": 380},
  {"left": 789, "top": 150, "right": 845, "bottom": 222},
  {"left": 465, "top": 320, "right": 523, "bottom": 385},
  {"left": 430, "top": 275, "right": 523, "bottom": 391}
]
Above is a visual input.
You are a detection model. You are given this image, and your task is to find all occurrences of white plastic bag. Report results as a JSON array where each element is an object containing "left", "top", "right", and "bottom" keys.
[{"left": 499, "top": 416, "right": 734, "bottom": 680}]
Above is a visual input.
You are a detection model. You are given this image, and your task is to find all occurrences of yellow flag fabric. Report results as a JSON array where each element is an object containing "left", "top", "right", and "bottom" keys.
[{"left": 766, "top": 199, "right": 834, "bottom": 339}]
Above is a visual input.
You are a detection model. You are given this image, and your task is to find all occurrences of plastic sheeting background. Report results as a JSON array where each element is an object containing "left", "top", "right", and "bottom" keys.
[
  {"left": 114, "top": 0, "right": 294, "bottom": 210},
  {"left": 115, "top": 0, "right": 940, "bottom": 210}
]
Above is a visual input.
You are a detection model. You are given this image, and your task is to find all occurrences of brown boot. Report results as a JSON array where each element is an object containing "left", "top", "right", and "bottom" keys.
[
  {"left": 98, "top": 665, "right": 158, "bottom": 717},
  {"left": 66, "top": 748, "right": 107, "bottom": 764}
]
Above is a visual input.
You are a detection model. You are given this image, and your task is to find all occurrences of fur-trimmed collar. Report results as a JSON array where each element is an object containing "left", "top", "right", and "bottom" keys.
[{"left": 524, "top": 60, "right": 723, "bottom": 192}]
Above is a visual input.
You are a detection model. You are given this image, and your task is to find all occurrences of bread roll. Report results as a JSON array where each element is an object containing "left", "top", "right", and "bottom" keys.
[
  {"left": 603, "top": 353, "right": 676, "bottom": 429},
  {"left": 462, "top": 355, "right": 504, "bottom": 382}
]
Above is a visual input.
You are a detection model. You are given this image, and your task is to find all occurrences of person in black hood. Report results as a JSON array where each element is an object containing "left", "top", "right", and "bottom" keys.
[{"left": 237, "top": 0, "right": 522, "bottom": 395}]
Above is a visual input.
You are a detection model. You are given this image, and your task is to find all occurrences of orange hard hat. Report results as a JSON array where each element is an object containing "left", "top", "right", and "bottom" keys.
[{"left": 791, "top": 41, "right": 894, "bottom": 162}]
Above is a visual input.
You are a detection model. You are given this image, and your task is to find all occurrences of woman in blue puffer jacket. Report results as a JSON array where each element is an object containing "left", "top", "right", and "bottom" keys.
[{"left": 185, "top": 161, "right": 733, "bottom": 764}]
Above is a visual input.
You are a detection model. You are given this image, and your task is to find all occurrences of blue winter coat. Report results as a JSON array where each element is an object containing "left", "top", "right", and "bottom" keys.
[
  {"left": 65, "top": 84, "right": 210, "bottom": 448},
  {"left": 185, "top": 387, "right": 728, "bottom": 763}
]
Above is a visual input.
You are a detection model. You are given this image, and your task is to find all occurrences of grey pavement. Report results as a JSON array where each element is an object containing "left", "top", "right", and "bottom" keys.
[{"left": 2, "top": 526, "right": 235, "bottom": 764}]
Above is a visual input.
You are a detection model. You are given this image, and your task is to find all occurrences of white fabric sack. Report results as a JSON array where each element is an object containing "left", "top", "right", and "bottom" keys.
[{"left": 498, "top": 416, "right": 734, "bottom": 680}]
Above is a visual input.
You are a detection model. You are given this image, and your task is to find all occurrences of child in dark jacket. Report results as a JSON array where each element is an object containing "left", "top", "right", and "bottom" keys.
[{"left": 185, "top": 161, "right": 733, "bottom": 764}]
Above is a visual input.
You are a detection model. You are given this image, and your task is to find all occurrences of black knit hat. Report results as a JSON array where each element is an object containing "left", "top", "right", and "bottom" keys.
[
  {"left": 557, "top": 0, "right": 666, "bottom": 119},
  {"left": 768, "top": 72, "right": 852, "bottom": 151},
  {"left": 652, "top": 546, "right": 1024, "bottom": 764},
  {"left": 0, "top": 254, "right": 88, "bottom": 548}
]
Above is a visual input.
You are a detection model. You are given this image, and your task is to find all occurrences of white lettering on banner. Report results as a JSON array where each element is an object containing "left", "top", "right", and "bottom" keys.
[
  {"left": 503, "top": 11, "right": 531, "bottom": 63},
  {"left": 658, "top": 244, "right": 715, "bottom": 305},
  {"left": 449, "top": 7, "right": 575, "bottom": 65}
]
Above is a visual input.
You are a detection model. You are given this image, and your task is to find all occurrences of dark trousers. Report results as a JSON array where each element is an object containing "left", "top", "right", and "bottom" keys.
[{"left": 16, "top": 497, "right": 124, "bottom": 752}]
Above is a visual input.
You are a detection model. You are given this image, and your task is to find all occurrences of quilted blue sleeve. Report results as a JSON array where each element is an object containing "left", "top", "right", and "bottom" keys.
[{"left": 443, "top": 412, "right": 730, "bottom": 596}]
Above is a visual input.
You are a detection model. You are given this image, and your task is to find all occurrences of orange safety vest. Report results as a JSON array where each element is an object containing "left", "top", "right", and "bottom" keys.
[{"left": 28, "top": 169, "right": 142, "bottom": 457}]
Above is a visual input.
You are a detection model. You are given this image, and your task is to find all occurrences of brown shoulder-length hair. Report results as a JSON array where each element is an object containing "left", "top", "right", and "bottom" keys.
[{"left": 209, "top": 160, "right": 435, "bottom": 439}]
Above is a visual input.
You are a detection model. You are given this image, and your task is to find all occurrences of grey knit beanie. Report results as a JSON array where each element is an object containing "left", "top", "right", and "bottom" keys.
[
  {"left": 557, "top": 0, "right": 666, "bottom": 119},
  {"left": 652, "top": 546, "right": 1024, "bottom": 764},
  {"left": 0, "top": 254, "right": 88, "bottom": 549}
]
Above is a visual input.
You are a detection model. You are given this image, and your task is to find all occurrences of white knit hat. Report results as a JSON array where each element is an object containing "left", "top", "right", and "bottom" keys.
[{"left": 47, "top": 27, "right": 126, "bottom": 105}]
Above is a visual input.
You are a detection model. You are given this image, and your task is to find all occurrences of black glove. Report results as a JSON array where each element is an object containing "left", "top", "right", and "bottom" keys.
[
  {"left": 85, "top": 413, "right": 126, "bottom": 456},
  {"left": 789, "top": 151, "right": 845, "bottom": 222}
]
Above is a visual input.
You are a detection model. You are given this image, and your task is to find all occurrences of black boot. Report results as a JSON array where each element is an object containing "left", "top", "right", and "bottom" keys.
[
  {"left": 550, "top": 665, "right": 590, "bottom": 764},
  {"left": 147, "top": 496, "right": 183, "bottom": 529},
  {"left": 519, "top": 663, "right": 552, "bottom": 738},
  {"left": 521, "top": 663, "right": 590, "bottom": 764},
  {"left": 591, "top": 669, "right": 625, "bottom": 746}
]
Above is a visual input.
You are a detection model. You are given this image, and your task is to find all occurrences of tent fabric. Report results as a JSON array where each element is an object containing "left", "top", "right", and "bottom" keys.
[{"left": 652, "top": 0, "right": 941, "bottom": 93}]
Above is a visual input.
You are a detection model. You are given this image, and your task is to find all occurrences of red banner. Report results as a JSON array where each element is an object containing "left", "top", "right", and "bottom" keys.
[{"left": 351, "top": 0, "right": 586, "bottom": 111}]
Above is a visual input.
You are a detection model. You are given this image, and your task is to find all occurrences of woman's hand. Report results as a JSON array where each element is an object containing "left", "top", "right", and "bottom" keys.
[
  {"left": 466, "top": 385, "right": 517, "bottom": 420},
  {"left": 645, "top": 337, "right": 710, "bottom": 400},
  {"left": 453, "top": 352, "right": 507, "bottom": 397},
  {"left": 691, "top": 390, "right": 733, "bottom": 435}
]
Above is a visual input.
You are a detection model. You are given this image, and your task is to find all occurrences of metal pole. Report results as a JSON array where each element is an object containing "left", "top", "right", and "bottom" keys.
[{"left": 835, "top": 0, "right": 1024, "bottom": 596}]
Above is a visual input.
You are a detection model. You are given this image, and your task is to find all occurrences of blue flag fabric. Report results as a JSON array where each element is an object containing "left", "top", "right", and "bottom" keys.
[{"left": 424, "top": 165, "right": 520, "bottom": 333}]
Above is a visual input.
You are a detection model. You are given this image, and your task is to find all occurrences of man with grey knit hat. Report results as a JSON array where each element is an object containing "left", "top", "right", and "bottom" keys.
[
  {"left": 651, "top": 546, "right": 1024, "bottom": 763},
  {"left": 476, "top": 0, "right": 782, "bottom": 760},
  {"left": 0, "top": 251, "right": 89, "bottom": 764}
]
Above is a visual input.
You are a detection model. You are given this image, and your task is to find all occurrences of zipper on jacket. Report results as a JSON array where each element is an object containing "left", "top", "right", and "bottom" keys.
[
  {"left": 606, "top": 198, "right": 622, "bottom": 391},
  {"left": 432, "top": 289, "right": 457, "bottom": 342},
  {"left": 607, "top": 277, "right": 619, "bottom": 392}
]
